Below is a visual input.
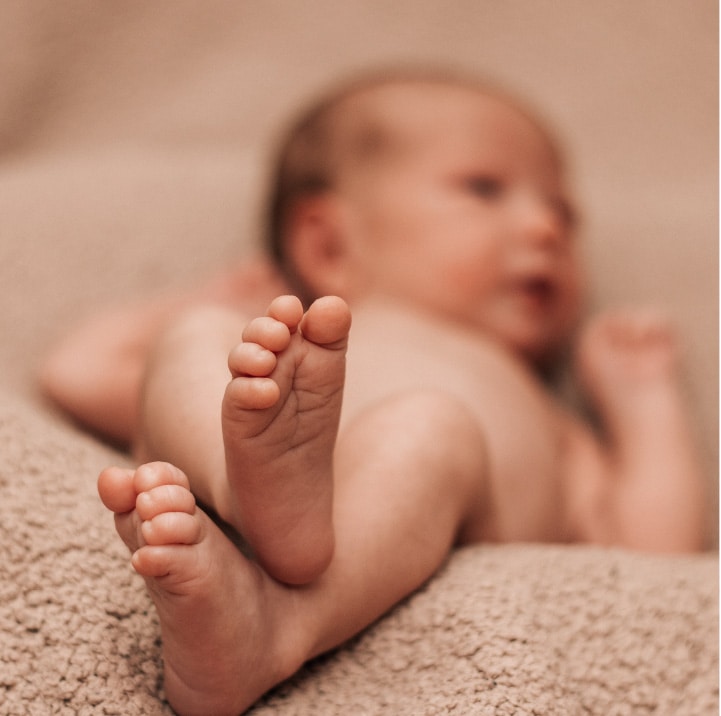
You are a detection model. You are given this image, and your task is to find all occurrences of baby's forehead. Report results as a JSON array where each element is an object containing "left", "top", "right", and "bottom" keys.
[{"left": 339, "top": 80, "right": 560, "bottom": 166}]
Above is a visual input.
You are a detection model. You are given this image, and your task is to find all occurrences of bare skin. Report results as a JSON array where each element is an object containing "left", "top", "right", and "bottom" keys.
[
  {"left": 575, "top": 309, "right": 706, "bottom": 549},
  {"left": 100, "top": 295, "right": 490, "bottom": 715},
  {"left": 40, "top": 257, "right": 287, "bottom": 445},
  {"left": 98, "top": 294, "right": 705, "bottom": 715},
  {"left": 222, "top": 295, "right": 351, "bottom": 583},
  {"left": 77, "top": 81, "right": 706, "bottom": 715},
  {"left": 98, "top": 462, "right": 301, "bottom": 716}
]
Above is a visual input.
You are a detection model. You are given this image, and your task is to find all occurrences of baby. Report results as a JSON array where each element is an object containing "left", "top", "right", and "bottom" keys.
[{"left": 41, "top": 69, "right": 707, "bottom": 716}]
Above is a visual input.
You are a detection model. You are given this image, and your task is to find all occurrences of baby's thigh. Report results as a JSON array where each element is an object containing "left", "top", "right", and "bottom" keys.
[{"left": 335, "top": 390, "right": 488, "bottom": 531}]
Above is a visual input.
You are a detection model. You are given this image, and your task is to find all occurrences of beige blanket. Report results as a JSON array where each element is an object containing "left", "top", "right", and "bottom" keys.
[
  {"left": 0, "top": 394, "right": 717, "bottom": 714},
  {"left": 1, "top": 2, "right": 717, "bottom": 714}
]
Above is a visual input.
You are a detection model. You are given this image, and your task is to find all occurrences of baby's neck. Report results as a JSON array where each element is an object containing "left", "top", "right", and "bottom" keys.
[
  {"left": 349, "top": 294, "right": 508, "bottom": 358},
  {"left": 349, "top": 293, "right": 563, "bottom": 381}
]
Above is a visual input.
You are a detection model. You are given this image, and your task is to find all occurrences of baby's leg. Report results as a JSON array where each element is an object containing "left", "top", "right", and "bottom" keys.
[
  {"left": 222, "top": 295, "right": 350, "bottom": 584},
  {"left": 97, "top": 462, "right": 302, "bottom": 716},
  {"left": 100, "top": 398, "right": 487, "bottom": 715},
  {"left": 576, "top": 309, "right": 707, "bottom": 550},
  {"left": 134, "top": 295, "right": 350, "bottom": 586}
]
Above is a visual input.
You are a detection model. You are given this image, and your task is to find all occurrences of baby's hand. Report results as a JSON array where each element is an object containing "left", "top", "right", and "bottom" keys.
[
  {"left": 577, "top": 309, "right": 679, "bottom": 385},
  {"left": 575, "top": 308, "right": 683, "bottom": 432}
]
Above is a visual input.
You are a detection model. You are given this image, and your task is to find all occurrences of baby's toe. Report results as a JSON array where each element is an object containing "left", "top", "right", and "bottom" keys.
[
  {"left": 141, "top": 511, "right": 202, "bottom": 547},
  {"left": 228, "top": 342, "right": 277, "bottom": 378},
  {"left": 224, "top": 369, "right": 281, "bottom": 412},
  {"left": 242, "top": 316, "right": 293, "bottom": 353},
  {"left": 136, "top": 483, "right": 197, "bottom": 521},
  {"left": 98, "top": 466, "right": 137, "bottom": 513},
  {"left": 133, "top": 462, "right": 190, "bottom": 494},
  {"left": 266, "top": 295, "right": 305, "bottom": 328},
  {"left": 301, "top": 296, "right": 352, "bottom": 347}
]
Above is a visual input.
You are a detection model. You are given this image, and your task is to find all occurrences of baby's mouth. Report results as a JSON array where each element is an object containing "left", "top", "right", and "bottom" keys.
[{"left": 516, "top": 277, "right": 556, "bottom": 309}]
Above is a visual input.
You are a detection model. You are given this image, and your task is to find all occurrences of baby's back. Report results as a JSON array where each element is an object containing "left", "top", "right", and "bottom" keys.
[{"left": 341, "top": 299, "right": 575, "bottom": 543}]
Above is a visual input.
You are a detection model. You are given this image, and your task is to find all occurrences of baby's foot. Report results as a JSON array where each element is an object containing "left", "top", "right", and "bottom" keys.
[
  {"left": 222, "top": 295, "right": 352, "bottom": 585},
  {"left": 97, "top": 462, "right": 304, "bottom": 716},
  {"left": 575, "top": 309, "right": 683, "bottom": 440}
]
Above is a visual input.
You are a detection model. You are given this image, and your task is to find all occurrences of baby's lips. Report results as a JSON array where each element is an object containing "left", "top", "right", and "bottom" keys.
[{"left": 514, "top": 275, "right": 557, "bottom": 307}]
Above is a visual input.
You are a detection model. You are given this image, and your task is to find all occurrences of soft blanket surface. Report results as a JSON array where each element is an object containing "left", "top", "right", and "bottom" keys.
[{"left": 0, "top": 396, "right": 717, "bottom": 715}]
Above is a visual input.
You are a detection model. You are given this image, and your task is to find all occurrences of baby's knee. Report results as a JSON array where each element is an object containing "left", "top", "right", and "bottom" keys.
[
  {"left": 387, "top": 389, "right": 482, "bottom": 435},
  {"left": 409, "top": 390, "right": 486, "bottom": 462},
  {"left": 351, "top": 389, "right": 488, "bottom": 480}
]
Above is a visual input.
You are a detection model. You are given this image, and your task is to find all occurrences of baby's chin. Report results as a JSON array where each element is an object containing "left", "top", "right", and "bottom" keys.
[{"left": 502, "top": 327, "right": 575, "bottom": 373}]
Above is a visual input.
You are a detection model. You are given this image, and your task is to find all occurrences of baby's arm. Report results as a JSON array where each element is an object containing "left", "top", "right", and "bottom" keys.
[
  {"left": 573, "top": 309, "right": 708, "bottom": 551},
  {"left": 41, "top": 294, "right": 189, "bottom": 445},
  {"left": 40, "top": 256, "right": 288, "bottom": 446}
]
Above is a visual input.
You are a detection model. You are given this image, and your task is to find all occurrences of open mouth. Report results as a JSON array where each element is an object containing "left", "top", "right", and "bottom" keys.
[{"left": 517, "top": 277, "right": 556, "bottom": 308}]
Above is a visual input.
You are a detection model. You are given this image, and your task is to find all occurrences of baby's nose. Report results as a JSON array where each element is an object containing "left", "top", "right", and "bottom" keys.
[{"left": 515, "top": 193, "right": 568, "bottom": 250}]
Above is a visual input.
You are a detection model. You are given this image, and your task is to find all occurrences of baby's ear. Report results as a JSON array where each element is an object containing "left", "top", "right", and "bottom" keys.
[{"left": 286, "top": 194, "right": 356, "bottom": 299}]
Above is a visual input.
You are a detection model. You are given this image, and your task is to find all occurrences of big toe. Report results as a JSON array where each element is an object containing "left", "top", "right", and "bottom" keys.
[
  {"left": 98, "top": 466, "right": 137, "bottom": 513},
  {"left": 301, "top": 296, "right": 352, "bottom": 347}
]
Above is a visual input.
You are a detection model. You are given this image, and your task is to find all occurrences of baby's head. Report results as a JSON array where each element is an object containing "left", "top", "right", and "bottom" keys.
[{"left": 264, "top": 68, "right": 584, "bottom": 366}]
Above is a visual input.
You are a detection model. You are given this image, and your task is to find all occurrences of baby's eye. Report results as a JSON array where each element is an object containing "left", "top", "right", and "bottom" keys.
[
  {"left": 550, "top": 196, "right": 577, "bottom": 232},
  {"left": 465, "top": 176, "right": 504, "bottom": 199}
]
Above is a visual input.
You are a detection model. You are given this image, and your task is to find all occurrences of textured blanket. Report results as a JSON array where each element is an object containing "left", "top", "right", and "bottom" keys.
[
  {"left": 1, "top": 394, "right": 717, "bottom": 714},
  {"left": 1, "top": 2, "right": 717, "bottom": 714},
  {"left": 1, "top": 395, "right": 717, "bottom": 715}
]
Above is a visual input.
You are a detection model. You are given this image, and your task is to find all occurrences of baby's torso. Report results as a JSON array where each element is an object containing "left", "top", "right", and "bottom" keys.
[{"left": 341, "top": 302, "right": 586, "bottom": 544}]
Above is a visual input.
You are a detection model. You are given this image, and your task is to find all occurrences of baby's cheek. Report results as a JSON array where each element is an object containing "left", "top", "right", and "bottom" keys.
[{"left": 444, "top": 262, "right": 499, "bottom": 299}]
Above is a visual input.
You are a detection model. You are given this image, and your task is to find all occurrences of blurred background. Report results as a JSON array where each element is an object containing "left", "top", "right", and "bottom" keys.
[{"left": 0, "top": 0, "right": 717, "bottom": 524}]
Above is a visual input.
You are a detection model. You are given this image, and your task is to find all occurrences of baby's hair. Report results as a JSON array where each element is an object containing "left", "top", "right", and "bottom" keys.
[
  {"left": 264, "top": 66, "right": 562, "bottom": 293},
  {"left": 265, "top": 68, "right": 481, "bottom": 273}
]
